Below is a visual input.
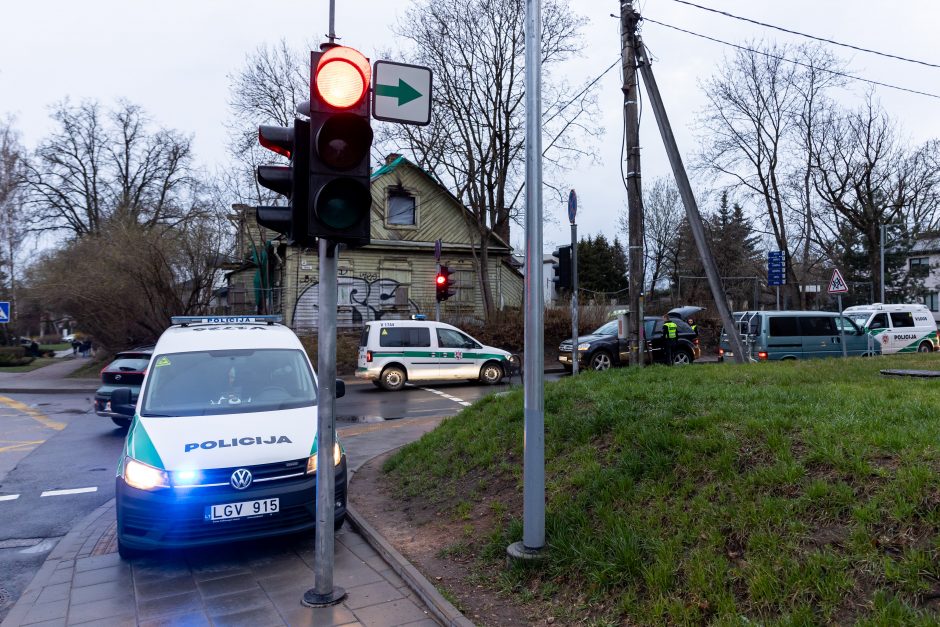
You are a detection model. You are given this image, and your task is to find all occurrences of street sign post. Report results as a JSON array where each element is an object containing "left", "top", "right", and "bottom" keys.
[
  {"left": 372, "top": 61, "right": 432, "bottom": 126},
  {"left": 828, "top": 268, "right": 849, "bottom": 357},
  {"left": 768, "top": 251, "right": 785, "bottom": 309},
  {"left": 568, "top": 190, "right": 578, "bottom": 376},
  {"left": 0, "top": 302, "right": 9, "bottom": 324}
]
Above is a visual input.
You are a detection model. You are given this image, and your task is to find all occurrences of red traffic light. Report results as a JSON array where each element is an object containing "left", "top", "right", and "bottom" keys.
[
  {"left": 315, "top": 47, "right": 371, "bottom": 109},
  {"left": 436, "top": 274, "right": 446, "bottom": 285}
]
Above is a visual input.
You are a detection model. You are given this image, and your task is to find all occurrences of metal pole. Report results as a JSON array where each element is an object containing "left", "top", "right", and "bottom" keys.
[
  {"left": 635, "top": 38, "right": 747, "bottom": 363},
  {"left": 880, "top": 224, "right": 885, "bottom": 302},
  {"left": 435, "top": 263, "right": 441, "bottom": 322},
  {"left": 621, "top": 0, "right": 644, "bottom": 367},
  {"left": 776, "top": 286, "right": 780, "bottom": 310},
  {"left": 753, "top": 277, "right": 759, "bottom": 310},
  {"left": 508, "top": 0, "right": 545, "bottom": 560},
  {"left": 327, "top": 0, "right": 336, "bottom": 43},
  {"left": 838, "top": 294, "right": 847, "bottom": 357},
  {"left": 571, "top": 223, "right": 579, "bottom": 376},
  {"left": 303, "top": 238, "right": 346, "bottom": 607}
]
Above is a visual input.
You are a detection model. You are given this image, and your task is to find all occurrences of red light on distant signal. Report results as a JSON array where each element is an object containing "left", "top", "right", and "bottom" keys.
[
  {"left": 315, "top": 47, "right": 371, "bottom": 109},
  {"left": 436, "top": 274, "right": 446, "bottom": 285}
]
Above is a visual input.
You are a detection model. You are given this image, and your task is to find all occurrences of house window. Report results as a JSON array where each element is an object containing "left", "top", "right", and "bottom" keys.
[
  {"left": 923, "top": 292, "right": 939, "bottom": 312},
  {"left": 910, "top": 257, "right": 929, "bottom": 278},
  {"left": 387, "top": 191, "right": 416, "bottom": 226},
  {"left": 454, "top": 269, "right": 475, "bottom": 304}
]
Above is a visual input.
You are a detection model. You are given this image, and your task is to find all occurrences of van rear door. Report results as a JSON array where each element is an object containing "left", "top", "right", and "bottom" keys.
[{"left": 766, "top": 316, "right": 801, "bottom": 360}]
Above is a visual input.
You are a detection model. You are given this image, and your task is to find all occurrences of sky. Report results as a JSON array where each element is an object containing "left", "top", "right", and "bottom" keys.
[{"left": 2, "top": 0, "right": 938, "bottom": 256}]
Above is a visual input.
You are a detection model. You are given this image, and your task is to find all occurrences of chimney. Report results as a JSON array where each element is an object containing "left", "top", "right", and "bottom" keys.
[{"left": 385, "top": 153, "right": 402, "bottom": 165}]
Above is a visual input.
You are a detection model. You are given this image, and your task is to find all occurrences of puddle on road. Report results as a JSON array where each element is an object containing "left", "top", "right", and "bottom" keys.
[{"left": 336, "top": 414, "right": 405, "bottom": 423}]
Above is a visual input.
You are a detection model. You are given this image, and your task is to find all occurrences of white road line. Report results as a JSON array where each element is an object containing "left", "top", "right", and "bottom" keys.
[
  {"left": 419, "top": 387, "right": 472, "bottom": 407},
  {"left": 0, "top": 494, "right": 20, "bottom": 501},
  {"left": 40, "top": 487, "right": 98, "bottom": 497}
]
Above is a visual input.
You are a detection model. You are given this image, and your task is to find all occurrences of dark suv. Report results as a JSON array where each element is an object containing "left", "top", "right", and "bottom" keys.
[{"left": 559, "top": 315, "right": 701, "bottom": 371}]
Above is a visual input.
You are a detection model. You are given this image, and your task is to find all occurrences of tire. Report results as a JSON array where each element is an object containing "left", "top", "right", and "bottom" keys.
[
  {"left": 371, "top": 380, "right": 383, "bottom": 389},
  {"left": 588, "top": 350, "right": 612, "bottom": 371},
  {"left": 110, "top": 416, "right": 131, "bottom": 430},
  {"left": 479, "top": 361, "right": 503, "bottom": 385},
  {"left": 117, "top": 537, "right": 143, "bottom": 560},
  {"left": 380, "top": 366, "right": 406, "bottom": 391},
  {"left": 335, "top": 515, "right": 345, "bottom": 532},
  {"left": 917, "top": 341, "right": 933, "bottom": 353},
  {"left": 672, "top": 350, "right": 693, "bottom": 365}
]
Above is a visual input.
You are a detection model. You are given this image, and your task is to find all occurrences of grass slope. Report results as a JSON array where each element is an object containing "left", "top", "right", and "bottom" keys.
[{"left": 383, "top": 355, "right": 940, "bottom": 625}]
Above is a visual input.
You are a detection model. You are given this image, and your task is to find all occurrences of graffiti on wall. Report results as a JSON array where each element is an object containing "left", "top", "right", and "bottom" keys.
[{"left": 292, "top": 276, "right": 421, "bottom": 330}]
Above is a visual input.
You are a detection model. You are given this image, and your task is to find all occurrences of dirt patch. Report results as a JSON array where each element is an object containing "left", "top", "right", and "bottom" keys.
[{"left": 349, "top": 451, "right": 560, "bottom": 627}]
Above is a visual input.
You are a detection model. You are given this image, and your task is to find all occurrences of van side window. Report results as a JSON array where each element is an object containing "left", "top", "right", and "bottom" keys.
[
  {"left": 890, "top": 312, "right": 915, "bottom": 328},
  {"left": 437, "top": 329, "right": 479, "bottom": 349},
  {"left": 379, "top": 327, "right": 431, "bottom": 347},
  {"left": 768, "top": 316, "right": 799, "bottom": 336},
  {"left": 800, "top": 316, "right": 836, "bottom": 336},
  {"left": 869, "top": 314, "right": 888, "bottom": 329},
  {"left": 359, "top": 325, "right": 371, "bottom": 348}
]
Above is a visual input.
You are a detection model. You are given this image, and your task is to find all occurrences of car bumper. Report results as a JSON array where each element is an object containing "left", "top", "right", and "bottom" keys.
[
  {"left": 116, "top": 458, "right": 347, "bottom": 550},
  {"left": 354, "top": 366, "right": 377, "bottom": 380}
]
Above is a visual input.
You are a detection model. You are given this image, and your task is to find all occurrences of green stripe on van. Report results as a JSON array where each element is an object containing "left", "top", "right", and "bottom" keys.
[
  {"left": 372, "top": 351, "right": 507, "bottom": 360},
  {"left": 126, "top": 420, "right": 164, "bottom": 469}
]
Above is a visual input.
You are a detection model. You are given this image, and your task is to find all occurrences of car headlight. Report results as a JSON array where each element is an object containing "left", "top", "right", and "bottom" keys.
[
  {"left": 123, "top": 457, "right": 169, "bottom": 490},
  {"left": 577, "top": 343, "right": 592, "bottom": 350},
  {"left": 306, "top": 442, "right": 343, "bottom": 474}
]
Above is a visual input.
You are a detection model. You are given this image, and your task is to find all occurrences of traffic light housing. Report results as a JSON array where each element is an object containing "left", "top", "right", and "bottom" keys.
[
  {"left": 436, "top": 266, "right": 455, "bottom": 302},
  {"left": 308, "top": 47, "right": 374, "bottom": 248},
  {"left": 255, "top": 119, "right": 311, "bottom": 245},
  {"left": 553, "top": 246, "right": 572, "bottom": 291}
]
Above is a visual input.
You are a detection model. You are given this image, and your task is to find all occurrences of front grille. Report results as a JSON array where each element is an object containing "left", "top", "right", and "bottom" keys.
[
  {"left": 559, "top": 343, "right": 573, "bottom": 351},
  {"left": 121, "top": 502, "right": 315, "bottom": 542},
  {"left": 174, "top": 458, "right": 308, "bottom": 490}
]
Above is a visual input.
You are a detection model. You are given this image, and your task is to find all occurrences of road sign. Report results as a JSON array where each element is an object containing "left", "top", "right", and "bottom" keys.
[
  {"left": 567, "top": 189, "right": 577, "bottom": 224},
  {"left": 434, "top": 239, "right": 442, "bottom": 262},
  {"left": 767, "top": 251, "right": 786, "bottom": 286},
  {"left": 372, "top": 61, "right": 432, "bottom": 126},
  {"left": 0, "top": 301, "right": 8, "bottom": 323},
  {"left": 828, "top": 268, "right": 849, "bottom": 294}
]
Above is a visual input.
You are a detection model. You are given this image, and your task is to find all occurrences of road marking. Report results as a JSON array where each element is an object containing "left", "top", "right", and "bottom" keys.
[
  {"left": 418, "top": 386, "right": 472, "bottom": 406},
  {"left": 0, "top": 396, "right": 66, "bottom": 431},
  {"left": 0, "top": 494, "right": 19, "bottom": 501},
  {"left": 40, "top": 487, "right": 98, "bottom": 497},
  {"left": 0, "top": 439, "right": 44, "bottom": 453}
]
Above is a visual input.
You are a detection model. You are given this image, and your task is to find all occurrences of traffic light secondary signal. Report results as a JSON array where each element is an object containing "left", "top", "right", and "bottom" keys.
[
  {"left": 256, "top": 120, "right": 310, "bottom": 245},
  {"left": 553, "top": 246, "right": 572, "bottom": 291},
  {"left": 436, "top": 266, "right": 455, "bottom": 302}
]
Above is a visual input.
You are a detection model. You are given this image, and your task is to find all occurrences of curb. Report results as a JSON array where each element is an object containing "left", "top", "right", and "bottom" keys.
[{"left": 0, "top": 387, "right": 98, "bottom": 395}]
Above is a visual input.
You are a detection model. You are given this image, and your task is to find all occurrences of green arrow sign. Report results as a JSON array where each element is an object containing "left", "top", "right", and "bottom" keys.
[{"left": 375, "top": 79, "right": 422, "bottom": 106}]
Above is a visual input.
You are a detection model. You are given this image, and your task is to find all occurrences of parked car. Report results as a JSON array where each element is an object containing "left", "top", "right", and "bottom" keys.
[
  {"left": 559, "top": 310, "right": 702, "bottom": 371},
  {"left": 842, "top": 303, "right": 938, "bottom": 354},
  {"left": 718, "top": 311, "right": 878, "bottom": 362},
  {"left": 94, "top": 346, "right": 154, "bottom": 428}
]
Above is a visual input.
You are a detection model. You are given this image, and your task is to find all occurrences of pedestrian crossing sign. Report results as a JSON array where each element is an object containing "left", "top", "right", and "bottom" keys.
[
  {"left": 827, "top": 269, "right": 849, "bottom": 294},
  {"left": 0, "top": 301, "right": 9, "bottom": 323}
]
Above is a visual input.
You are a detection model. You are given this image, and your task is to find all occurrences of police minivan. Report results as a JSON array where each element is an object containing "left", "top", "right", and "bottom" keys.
[
  {"left": 110, "top": 316, "right": 346, "bottom": 558},
  {"left": 356, "top": 316, "right": 513, "bottom": 390},
  {"left": 842, "top": 303, "right": 939, "bottom": 354}
]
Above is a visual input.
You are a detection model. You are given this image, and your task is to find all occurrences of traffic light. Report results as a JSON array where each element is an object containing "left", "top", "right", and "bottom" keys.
[
  {"left": 436, "top": 266, "right": 455, "bottom": 302},
  {"left": 552, "top": 246, "right": 572, "bottom": 291},
  {"left": 255, "top": 119, "right": 311, "bottom": 245},
  {"left": 308, "top": 46, "right": 374, "bottom": 247}
]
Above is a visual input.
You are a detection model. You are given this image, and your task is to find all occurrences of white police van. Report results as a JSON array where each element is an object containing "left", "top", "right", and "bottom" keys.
[
  {"left": 842, "top": 303, "right": 939, "bottom": 354},
  {"left": 111, "top": 316, "right": 346, "bottom": 558},
  {"left": 355, "top": 316, "right": 513, "bottom": 390}
]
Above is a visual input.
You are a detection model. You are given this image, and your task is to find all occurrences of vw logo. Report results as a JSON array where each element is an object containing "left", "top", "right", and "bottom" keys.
[
  {"left": 114, "top": 374, "right": 122, "bottom": 381},
  {"left": 230, "top": 468, "right": 253, "bottom": 490}
]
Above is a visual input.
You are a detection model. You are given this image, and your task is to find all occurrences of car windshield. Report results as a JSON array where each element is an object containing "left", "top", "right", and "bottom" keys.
[
  {"left": 845, "top": 312, "right": 872, "bottom": 328},
  {"left": 140, "top": 349, "right": 316, "bottom": 417},
  {"left": 592, "top": 321, "right": 619, "bottom": 336}
]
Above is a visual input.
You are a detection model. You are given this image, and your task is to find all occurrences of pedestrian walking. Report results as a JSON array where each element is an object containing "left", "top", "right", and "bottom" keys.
[{"left": 662, "top": 314, "right": 678, "bottom": 365}]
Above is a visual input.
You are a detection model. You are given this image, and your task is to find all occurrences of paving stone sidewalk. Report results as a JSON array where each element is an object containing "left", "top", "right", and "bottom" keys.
[{"left": 2, "top": 418, "right": 473, "bottom": 627}]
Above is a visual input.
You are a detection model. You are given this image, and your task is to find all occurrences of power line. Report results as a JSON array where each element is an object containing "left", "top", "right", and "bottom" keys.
[
  {"left": 670, "top": 0, "right": 940, "bottom": 70},
  {"left": 643, "top": 17, "right": 940, "bottom": 100}
]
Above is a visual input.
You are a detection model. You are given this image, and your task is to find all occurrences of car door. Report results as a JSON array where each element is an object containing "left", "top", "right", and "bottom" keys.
[
  {"left": 866, "top": 313, "right": 891, "bottom": 353},
  {"left": 766, "top": 315, "right": 802, "bottom": 360},
  {"left": 889, "top": 311, "right": 918, "bottom": 352},
  {"left": 436, "top": 328, "right": 482, "bottom": 379},
  {"left": 379, "top": 325, "right": 436, "bottom": 381},
  {"left": 799, "top": 315, "right": 838, "bottom": 358},
  {"left": 836, "top": 316, "right": 868, "bottom": 356}
]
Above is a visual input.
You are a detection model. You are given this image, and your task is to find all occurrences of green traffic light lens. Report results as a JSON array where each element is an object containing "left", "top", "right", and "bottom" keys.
[
  {"left": 317, "top": 114, "right": 373, "bottom": 170},
  {"left": 316, "top": 178, "right": 372, "bottom": 229}
]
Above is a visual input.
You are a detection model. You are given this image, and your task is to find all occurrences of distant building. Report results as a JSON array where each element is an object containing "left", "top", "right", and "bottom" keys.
[{"left": 904, "top": 233, "right": 940, "bottom": 322}]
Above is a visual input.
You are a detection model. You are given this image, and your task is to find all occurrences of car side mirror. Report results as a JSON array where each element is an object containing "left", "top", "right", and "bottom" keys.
[
  {"left": 335, "top": 379, "right": 345, "bottom": 399},
  {"left": 110, "top": 387, "right": 136, "bottom": 417}
]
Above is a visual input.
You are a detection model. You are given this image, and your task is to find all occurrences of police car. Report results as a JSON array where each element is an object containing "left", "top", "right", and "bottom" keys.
[
  {"left": 110, "top": 316, "right": 346, "bottom": 558},
  {"left": 843, "top": 303, "right": 939, "bottom": 354},
  {"left": 355, "top": 316, "right": 513, "bottom": 390}
]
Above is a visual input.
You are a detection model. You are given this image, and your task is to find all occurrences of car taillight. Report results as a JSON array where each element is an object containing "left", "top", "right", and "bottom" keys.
[
  {"left": 758, "top": 351, "right": 768, "bottom": 360},
  {"left": 99, "top": 366, "right": 107, "bottom": 376},
  {"left": 694, "top": 338, "right": 700, "bottom": 345},
  {"left": 366, "top": 350, "right": 373, "bottom": 363},
  {"left": 718, "top": 348, "right": 724, "bottom": 356}
]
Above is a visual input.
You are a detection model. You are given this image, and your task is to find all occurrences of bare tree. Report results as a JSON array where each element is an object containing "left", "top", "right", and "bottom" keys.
[
  {"left": 382, "top": 0, "right": 597, "bottom": 317},
  {"left": 622, "top": 176, "right": 684, "bottom": 295},
  {"left": 24, "top": 100, "right": 197, "bottom": 236},
  {"left": 0, "top": 117, "right": 27, "bottom": 296}
]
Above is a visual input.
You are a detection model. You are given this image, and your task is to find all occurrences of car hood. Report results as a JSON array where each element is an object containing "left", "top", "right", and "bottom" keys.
[{"left": 127, "top": 406, "right": 320, "bottom": 471}]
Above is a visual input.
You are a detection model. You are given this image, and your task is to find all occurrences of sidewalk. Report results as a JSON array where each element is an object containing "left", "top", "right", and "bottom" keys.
[
  {"left": 1, "top": 360, "right": 474, "bottom": 627},
  {"left": 0, "top": 355, "right": 100, "bottom": 395}
]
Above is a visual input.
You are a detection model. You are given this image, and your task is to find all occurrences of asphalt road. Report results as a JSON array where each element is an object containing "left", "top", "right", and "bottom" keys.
[{"left": 0, "top": 373, "right": 562, "bottom": 620}]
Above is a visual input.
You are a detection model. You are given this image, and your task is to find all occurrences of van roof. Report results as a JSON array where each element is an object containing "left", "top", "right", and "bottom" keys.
[
  {"left": 732, "top": 310, "right": 844, "bottom": 316},
  {"left": 842, "top": 303, "right": 929, "bottom": 313},
  {"left": 155, "top": 321, "right": 302, "bottom": 354},
  {"left": 366, "top": 319, "right": 459, "bottom": 330}
]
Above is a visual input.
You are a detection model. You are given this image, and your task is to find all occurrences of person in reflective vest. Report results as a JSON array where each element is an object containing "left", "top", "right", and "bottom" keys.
[
  {"left": 662, "top": 314, "right": 678, "bottom": 365},
  {"left": 688, "top": 318, "right": 698, "bottom": 335}
]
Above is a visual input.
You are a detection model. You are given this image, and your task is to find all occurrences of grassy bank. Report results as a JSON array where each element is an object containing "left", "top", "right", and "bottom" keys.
[{"left": 382, "top": 355, "right": 940, "bottom": 625}]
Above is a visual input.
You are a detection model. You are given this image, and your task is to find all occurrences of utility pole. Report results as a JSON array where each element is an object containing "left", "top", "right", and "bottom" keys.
[
  {"left": 621, "top": 0, "right": 644, "bottom": 367},
  {"left": 634, "top": 35, "right": 748, "bottom": 364}
]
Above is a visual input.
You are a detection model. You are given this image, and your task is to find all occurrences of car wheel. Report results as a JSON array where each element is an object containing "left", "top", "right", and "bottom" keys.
[
  {"left": 380, "top": 366, "right": 406, "bottom": 391},
  {"left": 479, "top": 361, "right": 503, "bottom": 385},
  {"left": 672, "top": 350, "right": 692, "bottom": 365},
  {"left": 110, "top": 417, "right": 131, "bottom": 430},
  {"left": 588, "top": 350, "right": 612, "bottom": 371},
  {"left": 917, "top": 341, "right": 933, "bottom": 353}
]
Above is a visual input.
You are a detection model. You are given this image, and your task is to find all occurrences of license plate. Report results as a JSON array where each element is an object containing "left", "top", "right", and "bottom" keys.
[
  {"left": 206, "top": 498, "right": 279, "bottom": 521},
  {"left": 559, "top": 355, "right": 570, "bottom": 363},
  {"left": 724, "top": 352, "right": 733, "bottom": 357}
]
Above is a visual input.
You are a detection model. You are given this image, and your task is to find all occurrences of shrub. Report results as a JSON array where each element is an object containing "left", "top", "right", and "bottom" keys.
[{"left": 0, "top": 346, "right": 33, "bottom": 367}]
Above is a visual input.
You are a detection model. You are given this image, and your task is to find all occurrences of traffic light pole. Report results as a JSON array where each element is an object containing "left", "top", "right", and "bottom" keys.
[
  {"left": 570, "top": 222, "right": 578, "bottom": 376},
  {"left": 303, "top": 238, "right": 347, "bottom": 608},
  {"left": 435, "top": 263, "right": 441, "bottom": 322}
]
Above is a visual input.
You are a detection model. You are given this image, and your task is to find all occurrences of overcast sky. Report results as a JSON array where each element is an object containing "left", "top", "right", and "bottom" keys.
[{"left": 2, "top": 1, "right": 938, "bottom": 255}]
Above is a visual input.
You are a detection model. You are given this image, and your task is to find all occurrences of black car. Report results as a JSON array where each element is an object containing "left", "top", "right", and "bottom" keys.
[
  {"left": 94, "top": 346, "right": 154, "bottom": 428},
  {"left": 559, "top": 314, "right": 701, "bottom": 371}
]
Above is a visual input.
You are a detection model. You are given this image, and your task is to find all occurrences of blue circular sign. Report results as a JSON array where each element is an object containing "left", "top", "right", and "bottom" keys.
[{"left": 567, "top": 189, "right": 577, "bottom": 224}]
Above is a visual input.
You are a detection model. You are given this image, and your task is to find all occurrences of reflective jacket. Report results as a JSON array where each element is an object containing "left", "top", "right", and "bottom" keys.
[{"left": 663, "top": 320, "right": 678, "bottom": 339}]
